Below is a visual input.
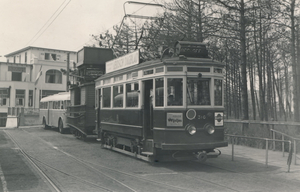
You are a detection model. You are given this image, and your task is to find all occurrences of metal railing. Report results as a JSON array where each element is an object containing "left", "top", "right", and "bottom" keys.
[
  {"left": 226, "top": 134, "right": 293, "bottom": 172},
  {"left": 271, "top": 129, "right": 300, "bottom": 165}
]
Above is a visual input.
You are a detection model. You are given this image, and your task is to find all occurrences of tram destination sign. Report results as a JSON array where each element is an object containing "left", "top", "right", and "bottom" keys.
[
  {"left": 106, "top": 50, "right": 139, "bottom": 73},
  {"left": 175, "top": 41, "right": 209, "bottom": 58}
]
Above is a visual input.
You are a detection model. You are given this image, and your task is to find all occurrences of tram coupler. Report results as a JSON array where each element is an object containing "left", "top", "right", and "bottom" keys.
[
  {"left": 196, "top": 151, "right": 207, "bottom": 162},
  {"left": 196, "top": 149, "right": 221, "bottom": 162}
]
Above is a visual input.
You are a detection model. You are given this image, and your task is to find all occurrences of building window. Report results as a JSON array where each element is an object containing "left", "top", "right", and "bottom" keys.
[
  {"left": 12, "top": 72, "right": 22, "bottom": 81},
  {"left": 45, "top": 53, "right": 50, "bottom": 60},
  {"left": 51, "top": 54, "right": 56, "bottom": 61},
  {"left": 16, "top": 90, "right": 25, "bottom": 106},
  {"left": 0, "top": 89, "right": 9, "bottom": 106},
  {"left": 25, "top": 52, "right": 27, "bottom": 63},
  {"left": 45, "top": 70, "right": 62, "bottom": 84},
  {"left": 13, "top": 56, "right": 16, "bottom": 63},
  {"left": 44, "top": 53, "right": 57, "bottom": 61},
  {"left": 28, "top": 90, "right": 33, "bottom": 107}
]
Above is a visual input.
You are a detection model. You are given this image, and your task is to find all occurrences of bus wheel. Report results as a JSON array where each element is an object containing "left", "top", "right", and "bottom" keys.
[
  {"left": 43, "top": 118, "right": 49, "bottom": 129},
  {"left": 58, "top": 120, "right": 65, "bottom": 134}
]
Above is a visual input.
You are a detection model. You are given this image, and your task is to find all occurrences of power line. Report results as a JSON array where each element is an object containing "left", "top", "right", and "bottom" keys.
[
  {"left": 75, "top": 0, "right": 157, "bottom": 50},
  {"left": 25, "top": 0, "right": 71, "bottom": 46}
]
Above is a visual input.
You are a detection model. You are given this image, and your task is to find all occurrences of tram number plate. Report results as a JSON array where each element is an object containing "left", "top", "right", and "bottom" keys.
[{"left": 167, "top": 113, "right": 183, "bottom": 127}]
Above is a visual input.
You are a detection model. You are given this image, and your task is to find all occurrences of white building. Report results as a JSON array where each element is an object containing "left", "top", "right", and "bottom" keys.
[{"left": 0, "top": 46, "right": 76, "bottom": 119}]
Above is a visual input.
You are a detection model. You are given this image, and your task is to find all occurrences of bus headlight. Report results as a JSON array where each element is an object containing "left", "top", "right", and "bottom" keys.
[
  {"left": 204, "top": 124, "right": 215, "bottom": 134},
  {"left": 186, "top": 124, "right": 197, "bottom": 135}
]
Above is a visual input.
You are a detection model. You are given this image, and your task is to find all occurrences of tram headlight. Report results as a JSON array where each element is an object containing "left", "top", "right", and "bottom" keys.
[
  {"left": 186, "top": 109, "right": 196, "bottom": 120},
  {"left": 186, "top": 124, "right": 197, "bottom": 135},
  {"left": 204, "top": 124, "right": 215, "bottom": 135}
]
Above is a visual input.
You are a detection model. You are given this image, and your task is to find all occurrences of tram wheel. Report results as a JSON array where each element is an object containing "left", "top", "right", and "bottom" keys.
[{"left": 58, "top": 120, "right": 65, "bottom": 134}]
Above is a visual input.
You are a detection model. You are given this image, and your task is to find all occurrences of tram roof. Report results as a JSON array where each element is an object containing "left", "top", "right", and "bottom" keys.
[
  {"left": 96, "top": 56, "right": 224, "bottom": 81},
  {"left": 40, "top": 92, "right": 70, "bottom": 102}
]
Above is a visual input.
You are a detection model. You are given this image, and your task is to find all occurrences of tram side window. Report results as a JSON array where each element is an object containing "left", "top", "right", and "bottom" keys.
[
  {"left": 155, "top": 78, "right": 164, "bottom": 107},
  {"left": 167, "top": 78, "right": 183, "bottom": 106},
  {"left": 113, "top": 85, "right": 124, "bottom": 107},
  {"left": 126, "top": 83, "right": 139, "bottom": 107},
  {"left": 187, "top": 78, "right": 210, "bottom": 106},
  {"left": 103, "top": 87, "right": 111, "bottom": 108},
  {"left": 214, "top": 79, "right": 223, "bottom": 106}
]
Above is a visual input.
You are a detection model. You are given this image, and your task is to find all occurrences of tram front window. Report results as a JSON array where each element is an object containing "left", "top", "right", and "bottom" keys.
[
  {"left": 167, "top": 78, "right": 183, "bottom": 106},
  {"left": 214, "top": 79, "right": 223, "bottom": 106},
  {"left": 187, "top": 78, "right": 210, "bottom": 106}
]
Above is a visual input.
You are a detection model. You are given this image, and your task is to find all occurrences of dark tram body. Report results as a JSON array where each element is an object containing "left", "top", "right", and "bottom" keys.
[
  {"left": 66, "top": 47, "right": 113, "bottom": 139},
  {"left": 67, "top": 82, "right": 97, "bottom": 138},
  {"left": 95, "top": 41, "right": 228, "bottom": 161}
]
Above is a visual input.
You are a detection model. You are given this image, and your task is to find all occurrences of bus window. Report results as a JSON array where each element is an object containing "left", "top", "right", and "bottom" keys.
[
  {"left": 155, "top": 78, "right": 164, "bottom": 107},
  {"left": 113, "top": 85, "right": 124, "bottom": 108},
  {"left": 103, "top": 87, "right": 111, "bottom": 108},
  {"left": 187, "top": 78, "right": 210, "bottom": 106},
  {"left": 214, "top": 79, "right": 223, "bottom": 106},
  {"left": 64, "top": 100, "right": 71, "bottom": 109},
  {"left": 167, "top": 78, "right": 183, "bottom": 106},
  {"left": 49, "top": 101, "right": 53, "bottom": 109},
  {"left": 126, "top": 83, "right": 139, "bottom": 107}
]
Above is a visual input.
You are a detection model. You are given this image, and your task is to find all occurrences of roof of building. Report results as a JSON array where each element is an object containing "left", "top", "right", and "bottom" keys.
[{"left": 5, "top": 46, "right": 77, "bottom": 57}]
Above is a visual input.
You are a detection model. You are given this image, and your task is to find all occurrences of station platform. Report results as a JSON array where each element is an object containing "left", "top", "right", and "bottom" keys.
[{"left": 211, "top": 143, "right": 300, "bottom": 182}]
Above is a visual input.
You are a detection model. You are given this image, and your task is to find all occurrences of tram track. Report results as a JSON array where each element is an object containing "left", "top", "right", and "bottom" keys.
[
  {"left": 4, "top": 130, "right": 62, "bottom": 192},
  {"left": 4, "top": 130, "right": 133, "bottom": 192},
  {"left": 7, "top": 128, "right": 297, "bottom": 192},
  {"left": 4, "top": 129, "right": 197, "bottom": 192},
  {"left": 3, "top": 128, "right": 257, "bottom": 192}
]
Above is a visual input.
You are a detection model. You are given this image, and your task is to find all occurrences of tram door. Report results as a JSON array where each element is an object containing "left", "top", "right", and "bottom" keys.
[{"left": 143, "top": 80, "right": 153, "bottom": 139}]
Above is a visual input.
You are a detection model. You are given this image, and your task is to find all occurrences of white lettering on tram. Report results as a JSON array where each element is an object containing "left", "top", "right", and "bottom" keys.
[{"left": 106, "top": 50, "right": 139, "bottom": 73}]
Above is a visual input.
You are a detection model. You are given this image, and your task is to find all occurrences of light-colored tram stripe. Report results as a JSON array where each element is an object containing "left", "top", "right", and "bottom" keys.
[{"left": 0, "top": 164, "right": 8, "bottom": 192}]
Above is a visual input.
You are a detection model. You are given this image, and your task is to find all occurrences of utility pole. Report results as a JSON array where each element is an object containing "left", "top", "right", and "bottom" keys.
[{"left": 67, "top": 53, "right": 70, "bottom": 92}]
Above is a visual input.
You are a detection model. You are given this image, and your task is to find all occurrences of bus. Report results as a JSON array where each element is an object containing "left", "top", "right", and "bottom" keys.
[{"left": 39, "top": 92, "right": 70, "bottom": 134}]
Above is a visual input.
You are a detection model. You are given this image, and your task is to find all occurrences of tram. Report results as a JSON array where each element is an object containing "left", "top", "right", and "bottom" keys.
[{"left": 95, "top": 41, "right": 228, "bottom": 162}]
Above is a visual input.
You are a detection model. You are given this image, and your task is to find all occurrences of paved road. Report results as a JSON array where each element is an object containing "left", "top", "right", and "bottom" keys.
[{"left": 0, "top": 127, "right": 300, "bottom": 192}]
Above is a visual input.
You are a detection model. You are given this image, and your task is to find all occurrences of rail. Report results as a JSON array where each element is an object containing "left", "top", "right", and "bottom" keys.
[
  {"left": 270, "top": 129, "right": 300, "bottom": 165},
  {"left": 225, "top": 134, "right": 293, "bottom": 172}
]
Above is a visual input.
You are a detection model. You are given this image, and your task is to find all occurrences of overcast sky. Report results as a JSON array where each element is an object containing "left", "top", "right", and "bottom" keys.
[{"left": 0, "top": 0, "right": 163, "bottom": 61}]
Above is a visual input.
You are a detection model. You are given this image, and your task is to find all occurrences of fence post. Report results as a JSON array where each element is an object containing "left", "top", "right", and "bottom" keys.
[
  {"left": 272, "top": 131, "right": 275, "bottom": 151},
  {"left": 288, "top": 141, "right": 292, "bottom": 172},
  {"left": 232, "top": 137, "right": 234, "bottom": 161},
  {"left": 282, "top": 135, "right": 285, "bottom": 157},
  {"left": 265, "top": 139, "right": 269, "bottom": 167},
  {"left": 294, "top": 140, "right": 297, "bottom": 165}
]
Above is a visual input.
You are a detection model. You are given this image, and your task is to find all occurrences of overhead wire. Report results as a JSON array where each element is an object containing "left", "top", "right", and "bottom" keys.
[
  {"left": 76, "top": 0, "right": 157, "bottom": 50},
  {"left": 25, "top": 0, "right": 72, "bottom": 46}
]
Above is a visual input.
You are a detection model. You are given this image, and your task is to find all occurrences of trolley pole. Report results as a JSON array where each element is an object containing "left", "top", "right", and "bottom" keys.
[{"left": 67, "top": 53, "right": 70, "bottom": 92}]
